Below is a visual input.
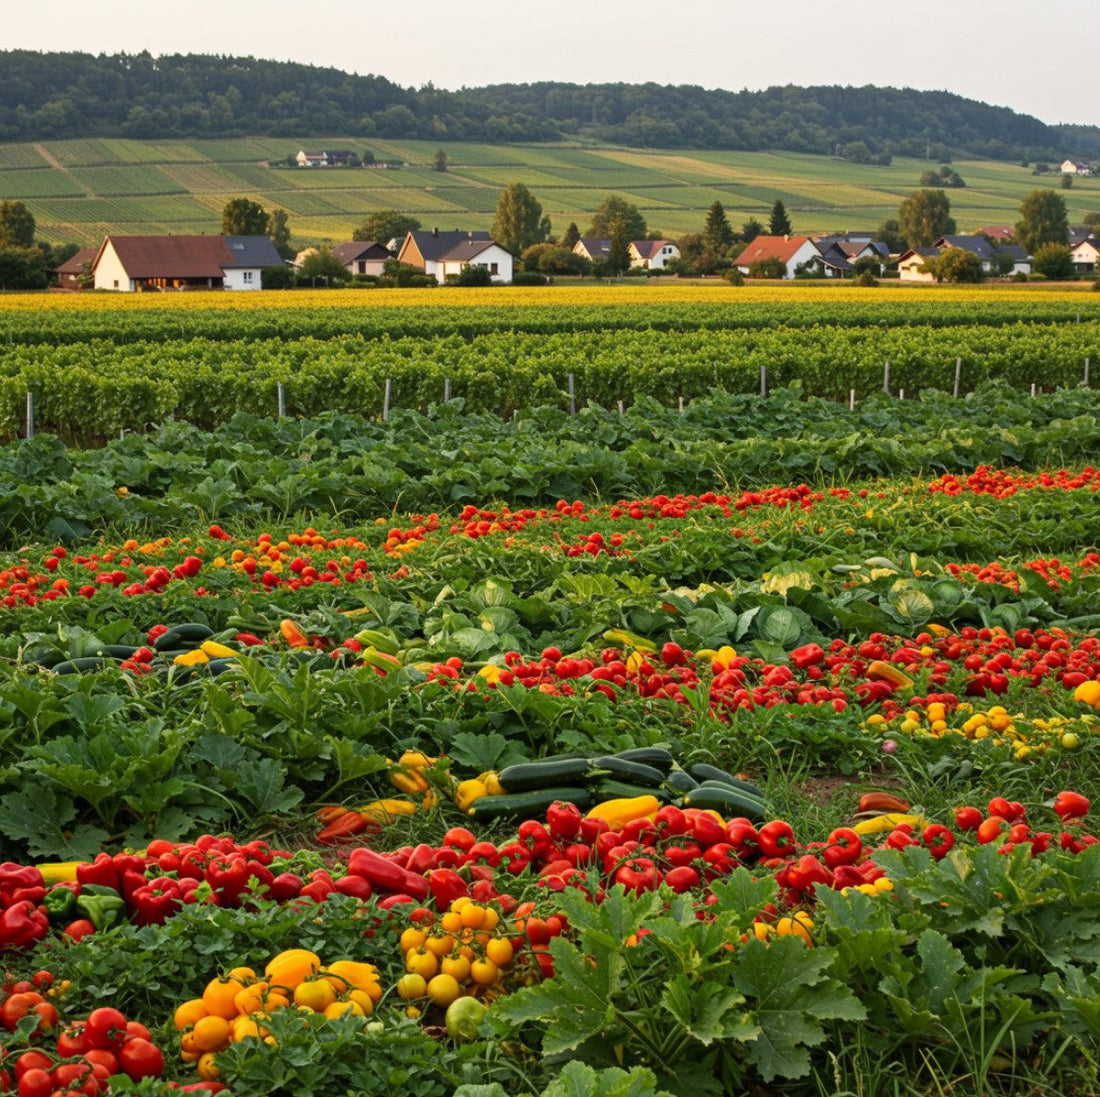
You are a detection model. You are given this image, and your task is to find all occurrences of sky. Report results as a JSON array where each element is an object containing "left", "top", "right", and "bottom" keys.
[{"left": 9, "top": 0, "right": 1098, "bottom": 127}]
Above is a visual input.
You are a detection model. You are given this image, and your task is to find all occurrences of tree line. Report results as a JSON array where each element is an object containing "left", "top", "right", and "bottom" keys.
[{"left": 1, "top": 51, "right": 1097, "bottom": 162}]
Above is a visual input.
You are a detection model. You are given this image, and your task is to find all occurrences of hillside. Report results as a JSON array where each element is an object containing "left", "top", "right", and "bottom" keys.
[
  {"left": 4, "top": 137, "right": 1100, "bottom": 250},
  {"left": 1, "top": 51, "right": 1098, "bottom": 163}
]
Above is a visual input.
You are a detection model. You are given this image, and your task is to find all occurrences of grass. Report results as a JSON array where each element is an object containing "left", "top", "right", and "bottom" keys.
[{"left": 4, "top": 135, "right": 1099, "bottom": 249}]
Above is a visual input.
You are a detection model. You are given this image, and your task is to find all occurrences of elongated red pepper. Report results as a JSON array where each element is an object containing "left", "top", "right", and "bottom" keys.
[
  {"left": 333, "top": 875, "right": 373, "bottom": 901},
  {"left": 426, "top": 868, "right": 468, "bottom": 910},
  {"left": 347, "top": 847, "right": 408, "bottom": 892}
]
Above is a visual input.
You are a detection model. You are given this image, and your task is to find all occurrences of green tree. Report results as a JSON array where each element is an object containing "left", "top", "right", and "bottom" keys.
[
  {"left": 703, "top": 201, "right": 734, "bottom": 253},
  {"left": 1032, "top": 242, "right": 1075, "bottom": 279},
  {"left": 1083, "top": 211, "right": 1100, "bottom": 227},
  {"left": 298, "top": 245, "right": 350, "bottom": 286},
  {"left": 561, "top": 222, "right": 581, "bottom": 250},
  {"left": 741, "top": 218, "right": 764, "bottom": 244},
  {"left": 353, "top": 211, "right": 421, "bottom": 247},
  {"left": 0, "top": 201, "right": 36, "bottom": 248},
  {"left": 589, "top": 195, "right": 646, "bottom": 241},
  {"left": 1061, "top": 174, "right": 1074, "bottom": 190},
  {"left": 492, "top": 182, "right": 551, "bottom": 255},
  {"left": 434, "top": 148, "right": 448, "bottom": 173},
  {"left": 928, "top": 248, "right": 984, "bottom": 283},
  {"left": 1015, "top": 189, "right": 1069, "bottom": 254},
  {"left": 221, "top": 198, "right": 269, "bottom": 236},
  {"left": 748, "top": 256, "right": 787, "bottom": 279},
  {"left": 875, "top": 218, "right": 905, "bottom": 254},
  {"left": 768, "top": 200, "right": 792, "bottom": 236},
  {"left": 898, "top": 189, "right": 956, "bottom": 247},
  {"left": 0, "top": 246, "right": 47, "bottom": 289},
  {"left": 269, "top": 208, "right": 293, "bottom": 259},
  {"left": 605, "top": 215, "right": 632, "bottom": 276}
]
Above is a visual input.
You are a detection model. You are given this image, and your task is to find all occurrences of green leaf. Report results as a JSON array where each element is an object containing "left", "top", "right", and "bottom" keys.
[
  {"left": 662, "top": 975, "right": 754, "bottom": 1046},
  {"left": 447, "top": 731, "right": 528, "bottom": 773},
  {"left": 0, "top": 783, "right": 109, "bottom": 859},
  {"left": 235, "top": 757, "right": 304, "bottom": 816}
]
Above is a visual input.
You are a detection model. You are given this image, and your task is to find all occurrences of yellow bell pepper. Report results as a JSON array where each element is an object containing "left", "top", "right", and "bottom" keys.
[
  {"left": 37, "top": 861, "right": 84, "bottom": 884},
  {"left": 199, "top": 640, "right": 238, "bottom": 659},
  {"left": 173, "top": 648, "right": 209, "bottom": 666}
]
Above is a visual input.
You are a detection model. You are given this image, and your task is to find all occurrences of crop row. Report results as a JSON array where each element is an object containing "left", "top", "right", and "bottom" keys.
[{"left": 0, "top": 322, "right": 1097, "bottom": 439}]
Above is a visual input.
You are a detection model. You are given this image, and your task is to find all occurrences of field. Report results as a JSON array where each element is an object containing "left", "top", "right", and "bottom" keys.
[
  {"left": 3, "top": 136, "right": 1100, "bottom": 246},
  {"left": 0, "top": 286, "right": 1099, "bottom": 1096}
]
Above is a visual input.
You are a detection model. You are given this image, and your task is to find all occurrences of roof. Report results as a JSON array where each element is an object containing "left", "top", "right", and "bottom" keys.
[
  {"left": 440, "top": 239, "right": 508, "bottom": 262},
  {"left": 996, "top": 244, "right": 1029, "bottom": 262},
  {"left": 53, "top": 247, "right": 98, "bottom": 274},
  {"left": 331, "top": 241, "right": 390, "bottom": 264},
  {"left": 406, "top": 230, "right": 491, "bottom": 262},
  {"left": 734, "top": 235, "right": 815, "bottom": 266},
  {"left": 629, "top": 239, "right": 676, "bottom": 259},
  {"left": 222, "top": 236, "right": 284, "bottom": 269},
  {"left": 975, "top": 226, "right": 1015, "bottom": 240},
  {"left": 575, "top": 237, "right": 611, "bottom": 259},
  {"left": 98, "top": 235, "right": 281, "bottom": 277},
  {"left": 935, "top": 235, "right": 997, "bottom": 262},
  {"left": 898, "top": 247, "right": 942, "bottom": 262}
]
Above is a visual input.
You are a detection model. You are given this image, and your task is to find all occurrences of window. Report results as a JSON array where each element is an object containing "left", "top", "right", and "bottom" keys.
[
  {"left": 490, "top": 262, "right": 499, "bottom": 275},
  {"left": 243, "top": 271, "right": 253, "bottom": 284}
]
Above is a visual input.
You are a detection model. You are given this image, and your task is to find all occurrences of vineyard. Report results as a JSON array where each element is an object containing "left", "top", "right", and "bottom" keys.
[{"left": 0, "top": 285, "right": 1099, "bottom": 1096}]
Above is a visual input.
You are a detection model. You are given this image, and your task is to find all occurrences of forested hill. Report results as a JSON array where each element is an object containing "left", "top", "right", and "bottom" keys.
[{"left": 2, "top": 50, "right": 1097, "bottom": 161}]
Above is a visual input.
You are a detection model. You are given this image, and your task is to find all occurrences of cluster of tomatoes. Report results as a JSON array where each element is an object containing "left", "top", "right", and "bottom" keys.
[{"left": 0, "top": 979, "right": 169, "bottom": 1097}]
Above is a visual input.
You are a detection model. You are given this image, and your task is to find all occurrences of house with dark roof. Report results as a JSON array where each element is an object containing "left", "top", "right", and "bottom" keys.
[
  {"left": 296, "top": 149, "right": 357, "bottom": 167},
  {"left": 397, "top": 229, "right": 513, "bottom": 283},
  {"left": 628, "top": 239, "right": 680, "bottom": 270},
  {"left": 1061, "top": 159, "right": 1092, "bottom": 176},
  {"left": 572, "top": 238, "right": 611, "bottom": 263},
  {"left": 897, "top": 247, "right": 941, "bottom": 282},
  {"left": 732, "top": 235, "right": 820, "bottom": 278},
  {"left": 52, "top": 247, "right": 98, "bottom": 291},
  {"left": 331, "top": 241, "right": 391, "bottom": 277},
  {"left": 92, "top": 235, "right": 284, "bottom": 292},
  {"left": 934, "top": 235, "right": 999, "bottom": 272},
  {"left": 1071, "top": 236, "right": 1100, "bottom": 274}
]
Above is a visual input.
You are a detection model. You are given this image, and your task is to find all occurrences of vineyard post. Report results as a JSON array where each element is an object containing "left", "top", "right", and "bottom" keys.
[
  {"left": 954, "top": 358, "right": 961, "bottom": 398},
  {"left": 849, "top": 389, "right": 855, "bottom": 411},
  {"left": 617, "top": 400, "right": 624, "bottom": 414},
  {"left": 899, "top": 389, "right": 905, "bottom": 400},
  {"left": 383, "top": 378, "right": 392, "bottom": 422},
  {"left": 760, "top": 365, "right": 767, "bottom": 397},
  {"left": 25, "top": 391, "right": 34, "bottom": 440},
  {"left": 883, "top": 360, "right": 890, "bottom": 394},
  {"left": 1086, "top": 358, "right": 1091, "bottom": 386},
  {"left": 277, "top": 383, "right": 285, "bottom": 418},
  {"left": 444, "top": 378, "right": 451, "bottom": 402},
  {"left": 679, "top": 396, "right": 684, "bottom": 414},
  {"left": 1031, "top": 383, "right": 1037, "bottom": 398},
  {"left": 568, "top": 373, "right": 576, "bottom": 415}
]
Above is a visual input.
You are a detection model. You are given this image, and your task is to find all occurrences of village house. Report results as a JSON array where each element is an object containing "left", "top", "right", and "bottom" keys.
[
  {"left": 627, "top": 239, "right": 680, "bottom": 270},
  {"left": 731, "top": 235, "right": 820, "bottom": 279},
  {"left": 397, "top": 229, "right": 514, "bottom": 284},
  {"left": 1061, "top": 159, "right": 1092, "bottom": 176},
  {"left": 92, "top": 235, "right": 284, "bottom": 292},
  {"left": 295, "top": 149, "right": 356, "bottom": 167},
  {"left": 331, "top": 241, "right": 391, "bottom": 277},
  {"left": 572, "top": 238, "right": 611, "bottom": 263},
  {"left": 1070, "top": 236, "right": 1100, "bottom": 274},
  {"left": 897, "top": 247, "right": 941, "bottom": 282},
  {"left": 52, "top": 247, "right": 98, "bottom": 291}
]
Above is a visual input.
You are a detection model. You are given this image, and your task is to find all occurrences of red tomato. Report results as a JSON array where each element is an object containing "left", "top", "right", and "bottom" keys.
[
  {"left": 118, "top": 1037, "right": 164, "bottom": 1081},
  {"left": 16, "top": 1068, "right": 53, "bottom": 1097},
  {"left": 83, "top": 1007, "right": 127, "bottom": 1051}
]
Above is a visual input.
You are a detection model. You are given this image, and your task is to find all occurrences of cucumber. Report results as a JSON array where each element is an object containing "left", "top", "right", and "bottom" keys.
[
  {"left": 688, "top": 763, "right": 766, "bottom": 800},
  {"left": 611, "top": 747, "right": 675, "bottom": 773},
  {"left": 88, "top": 644, "right": 139, "bottom": 660},
  {"left": 467, "top": 787, "right": 593, "bottom": 821},
  {"left": 27, "top": 648, "right": 69, "bottom": 669},
  {"left": 153, "top": 623, "right": 214, "bottom": 653},
  {"left": 588, "top": 755, "right": 667, "bottom": 788},
  {"left": 694, "top": 780, "right": 767, "bottom": 805},
  {"left": 664, "top": 769, "right": 700, "bottom": 794},
  {"left": 595, "top": 780, "right": 672, "bottom": 803},
  {"left": 682, "top": 786, "right": 768, "bottom": 820},
  {"left": 51, "top": 657, "right": 118, "bottom": 674},
  {"left": 498, "top": 758, "right": 592, "bottom": 792}
]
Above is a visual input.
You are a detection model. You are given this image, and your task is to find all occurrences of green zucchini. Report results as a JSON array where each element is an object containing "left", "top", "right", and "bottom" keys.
[
  {"left": 682, "top": 786, "right": 768, "bottom": 820},
  {"left": 688, "top": 763, "right": 766, "bottom": 800},
  {"left": 51, "top": 657, "right": 118, "bottom": 675},
  {"left": 595, "top": 780, "right": 672, "bottom": 803},
  {"left": 664, "top": 769, "right": 700, "bottom": 794},
  {"left": 588, "top": 755, "right": 667, "bottom": 787},
  {"left": 153, "top": 622, "right": 214, "bottom": 653},
  {"left": 611, "top": 746, "right": 675, "bottom": 773},
  {"left": 467, "top": 787, "right": 593, "bottom": 821},
  {"left": 498, "top": 758, "right": 592, "bottom": 792},
  {"left": 88, "top": 644, "right": 138, "bottom": 660},
  {"left": 693, "top": 780, "right": 767, "bottom": 806}
]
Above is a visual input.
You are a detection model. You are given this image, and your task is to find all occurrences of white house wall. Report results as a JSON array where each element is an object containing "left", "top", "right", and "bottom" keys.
[
  {"left": 93, "top": 243, "right": 132, "bottom": 291},
  {"left": 223, "top": 268, "right": 263, "bottom": 291}
]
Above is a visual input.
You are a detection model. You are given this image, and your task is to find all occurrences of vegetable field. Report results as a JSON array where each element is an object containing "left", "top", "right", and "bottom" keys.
[{"left": 0, "top": 287, "right": 1099, "bottom": 1096}]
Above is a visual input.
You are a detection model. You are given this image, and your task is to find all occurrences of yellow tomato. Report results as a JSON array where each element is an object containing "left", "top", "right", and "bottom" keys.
[
  {"left": 190, "top": 1015, "right": 232, "bottom": 1054},
  {"left": 469, "top": 958, "right": 498, "bottom": 986},
  {"left": 197, "top": 1053, "right": 221, "bottom": 1081},
  {"left": 173, "top": 998, "right": 208, "bottom": 1031},
  {"left": 293, "top": 978, "right": 337, "bottom": 1013},
  {"left": 405, "top": 947, "right": 439, "bottom": 980},
  {"left": 440, "top": 954, "right": 471, "bottom": 982},
  {"left": 396, "top": 973, "right": 427, "bottom": 1001},
  {"left": 201, "top": 977, "right": 245, "bottom": 1021},
  {"left": 485, "top": 937, "right": 514, "bottom": 967},
  {"left": 427, "top": 973, "right": 463, "bottom": 1008}
]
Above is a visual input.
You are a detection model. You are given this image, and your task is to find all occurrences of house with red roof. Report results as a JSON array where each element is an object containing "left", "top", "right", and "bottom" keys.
[
  {"left": 52, "top": 248, "right": 98, "bottom": 291},
  {"left": 628, "top": 239, "right": 680, "bottom": 270},
  {"left": 92, "top": 235, "right": 284, "bottom": 292},
  {"left": 732, "top": 235, "right": 819, "bottom": 278}
]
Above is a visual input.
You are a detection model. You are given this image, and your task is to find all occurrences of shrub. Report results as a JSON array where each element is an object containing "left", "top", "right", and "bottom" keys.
[{"left": 511, "top": 271, "right": 548, "bottom": 286}]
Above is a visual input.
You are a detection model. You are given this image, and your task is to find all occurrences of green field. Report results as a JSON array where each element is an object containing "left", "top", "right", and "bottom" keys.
[{"left": 3, "top": 135, "right": 1099, "bottom": 248}]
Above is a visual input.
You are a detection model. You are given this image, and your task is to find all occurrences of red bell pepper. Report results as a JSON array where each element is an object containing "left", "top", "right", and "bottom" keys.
[
  {"left": 405, "top": 844, "right": 437, "bottom": 876},
  {"left": 757, "top": 820, "right": 796, "bottom": 857},
  {"left": 655, "top": 805, "right": 689, "bottom": 837},
  {"left": 1054, "top": 791, "right": 1090, "bottom": 821},
  {"left": 663, "top": 840, "right": 702, "bottom": 867},
  {"left": 822, "top": 828, "right": 863, "bottom": 868},
  {"left": 399, "top": 869, "right": 430, "bottom": 901},
  {"left": 299, "top": 869, "right": 336, "bottom": 903},
  {"left": 786, "top": 854, "right": 834, "bottom": 894},
  {"left": 663, "top": 865, "right": 700, "bottom": 893},
  {"left": 579, "top": 815, "right": 610, "bottom": 844},
  {"left": 614, "top": 857, "right": 661, "bottom": 894},
  {"left": 725, "top": 820, "right": 759, "bottom": 858},
  {"left": 266, "top": 873, "right": 303, "bottom": 901},
  {"left": 426, "top": 868, "right": 469, "bottom": 910},
  {"left": 0, "top": 900, "right": 49, "bottom": 948},
  {"left": 131, "top": 879, "right": 182, "bottom": 925},
  {"left": 684, "top": 810, "right": 726, "bottom": 849},
  {"left": 922, "top": 824, "right": 955, "bottom": 860},
  {"left": 702, "top": 843, "right": 736, "bottom": 877},
  {"left": 77, "top": 853, "right": 119, "bottom": 891},
  {"left": 443, "top": 827, "right": 477, "bottom": 852},
  {"left": 517, "top": 820, "right": 554, "bottom": 859},
  {"left": 546, "top": 801, "right": 582, "bottom": 843},
  {"left": 621, "top": 818, "right": 659, "bottom": 846}
]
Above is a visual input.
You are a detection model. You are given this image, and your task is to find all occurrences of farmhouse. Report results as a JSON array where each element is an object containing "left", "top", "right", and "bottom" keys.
[
  {"left": 572, "top": 238, "right": 611, "bottom": 263},
  {"left": 92, "top": 235, "right": 284, "bottom": 292},
  {"left": 628, "top": 239, "right": 680, "bottom": 270},
  {"left": 897, "top": 247, "right": 940, "bottom": 282},
  {"left": 296, "top": 149, "right": 356, "bottom": 167},
  {"left": 732, "top": 235, "right": 819, "bottom": 279},
  {"left": 934, "top": 235, "right": 999, "bottom": 272},
  {"left": 52, "top": 247, "right": 98, "bottom": 291},
  {"left": 1061, "top": 159, "right": 1092, "bottom": 176},
  {"left": 1071, "top": 236, "right": 1100, "bottom": 274},
  {"left": 331, "top": 241, "right": 391, "bottom": 277},
  {"left": 397, "top": 229, "right": 513, "bottom": 284}
]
